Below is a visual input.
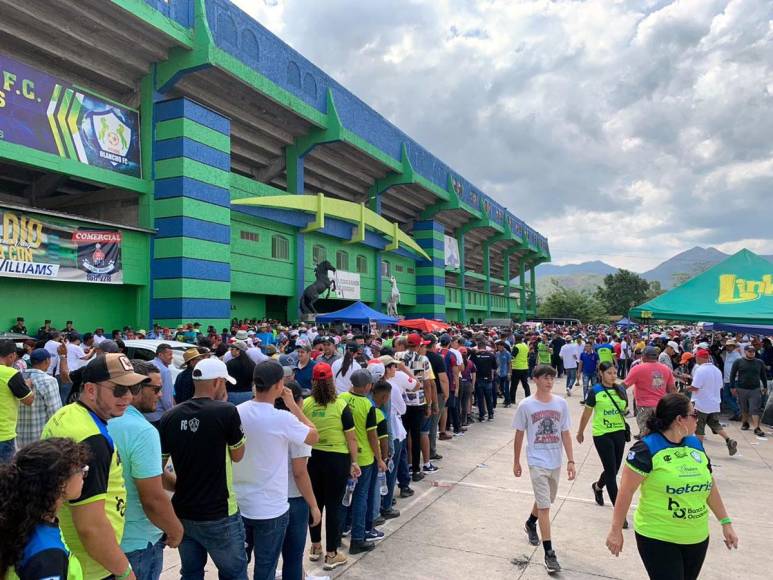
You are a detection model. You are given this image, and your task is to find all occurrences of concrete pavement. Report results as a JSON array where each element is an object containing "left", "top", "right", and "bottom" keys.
[{"left": 160, "top": 385, "right": 773, "bottom": 579}]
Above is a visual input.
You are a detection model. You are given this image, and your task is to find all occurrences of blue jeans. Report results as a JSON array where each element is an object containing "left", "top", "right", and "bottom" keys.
[
  {"left": 565, "top": 368, "right": 577, "bottom": 392},
  {"left": 383, "top": 438, "right": 405, "bottom": 509},
  {"left": 179, "top": 513, "right": 247, "bottom": 580},
  {"left": 341, "top": 462, "right": 375, "bottom": 541},
  {"left": 0, "top": 439, "right": 15, "bottom": 464},
  {"left": 281, "top": 498, "right": 307, "bottom": 580},
  {"left": 476, "top": 379, "right": 494, "bottom": 419},
  {"left": 126, "top": 540, "right": 164, "bottom": 580},
  {"left": 582, "top": 374, "right": 595, "bottom": 401},
  {"left": 722, "top": 383, "right": 740, "bottom": 415},
  {"left": 227, "top": 391, "right": 253, "bottom": 405},
  {"left": 497, "top": 375, "right": 511, "bottom": 405},
  {"left": 397, "top": 437, "right": 411, "bottom": 489},
  {"left": 243, "top": 511, "right": 289, "bottom": 580}
]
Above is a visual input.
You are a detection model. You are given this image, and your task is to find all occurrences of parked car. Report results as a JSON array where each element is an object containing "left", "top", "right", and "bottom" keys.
[{"left": 123, "top": 339, "right": 192, "bottom": 381}]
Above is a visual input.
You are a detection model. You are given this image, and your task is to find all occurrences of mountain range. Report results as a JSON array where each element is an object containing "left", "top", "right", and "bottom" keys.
[{"left": 535, "top": 246, "right": 773, "bottom": 297}]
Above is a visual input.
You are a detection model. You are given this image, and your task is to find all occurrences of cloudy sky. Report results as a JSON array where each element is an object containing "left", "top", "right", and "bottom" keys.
[{"left": 233, "top": 0, "right": 773, "bottom": 271}]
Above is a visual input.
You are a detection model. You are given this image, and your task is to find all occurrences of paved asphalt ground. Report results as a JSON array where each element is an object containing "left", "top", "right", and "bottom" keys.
[{"left": 161, "top": 382, "right": 773, "bottom": 579}]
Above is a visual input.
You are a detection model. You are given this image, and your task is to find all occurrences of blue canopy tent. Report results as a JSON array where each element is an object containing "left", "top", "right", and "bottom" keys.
[
  {"left": 616, "top": 317, "right": 634, "bottom": 328},
  {"left": 315, "top": 301, "right": 397, "bottom": 325},
  {"left": 699, "top": 322, "right": 773, "bottom": 336}
]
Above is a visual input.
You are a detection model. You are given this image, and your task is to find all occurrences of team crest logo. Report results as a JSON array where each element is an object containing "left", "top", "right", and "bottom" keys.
[
  {"left": 81, "top": 243, "right": 117, "bottom": 274},
  {"left": 92, "top": 111, "right": 131, "bottom": 160},
  {"left": 627, "top": 451, "right": 636, "bottom": 461},
  {"left": 690, "top": 451, "right": 702, "bottom": 463},
  {"left": 189, "top": 418, "right": 200, "bottom": 433}
]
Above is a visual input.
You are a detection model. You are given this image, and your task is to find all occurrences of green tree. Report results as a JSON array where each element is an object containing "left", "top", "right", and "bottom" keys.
[
  {"left": 595, "top": 269, "right": 650, "bottom": 316},
  {"left": 538, "top": 281, "right": 607, "bottom": 322}
]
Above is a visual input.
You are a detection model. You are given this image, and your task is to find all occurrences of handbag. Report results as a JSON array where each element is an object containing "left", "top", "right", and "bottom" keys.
[{"left": 605, "top": 386, "right": 631, "bottom": 442}]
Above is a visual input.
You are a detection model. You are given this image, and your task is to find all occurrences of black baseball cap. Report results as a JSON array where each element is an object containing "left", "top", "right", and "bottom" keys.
[{"left": 253, "top": 360, "right": 285, "bottom": 390}]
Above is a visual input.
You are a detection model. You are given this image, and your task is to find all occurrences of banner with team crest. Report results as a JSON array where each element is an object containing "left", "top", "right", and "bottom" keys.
[
  {"left": 0, "top": 54, "right": 141, "bottom": 177},
  {"left": 0, "top": 209, "right": 123, "bottom": 284}
]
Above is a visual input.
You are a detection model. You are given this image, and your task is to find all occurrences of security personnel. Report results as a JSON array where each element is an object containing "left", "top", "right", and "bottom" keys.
[
  {"left": 606, "top": 393, "right": 738, "bottom": 580},
  {"left": 0, "top": 339, "right": 34, "bottom": 464}
]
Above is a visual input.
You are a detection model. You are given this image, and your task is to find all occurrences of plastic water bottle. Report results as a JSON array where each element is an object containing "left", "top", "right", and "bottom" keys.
[
  {"left": 342, "top": 478, "right": 356, "bottom": 506},
  {"left": 378, "top": 470, "right": 388, "bottom": 496},
  {"left": 387, "top": 457, "right": 394, "bottom": 473}
]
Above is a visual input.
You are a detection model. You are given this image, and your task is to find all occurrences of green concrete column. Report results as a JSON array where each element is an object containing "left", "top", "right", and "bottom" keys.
[
  {"left": 459, "top": 231, "right": 466, "bottom": 322},
  {"left": 520, "top": 260, "right": 527, "bottom": 320},
  {"left": 530, "top": 263, "right": 537, "bottom": 313},
  {"left": 484, "top": 242, "right": 491, "bottom": 318},
  {"left": 504, "top": 252, "right": 511, "bottom": 319}
]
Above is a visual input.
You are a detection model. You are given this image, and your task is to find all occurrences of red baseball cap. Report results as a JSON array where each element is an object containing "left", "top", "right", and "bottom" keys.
[
  {"left": 406, "top": 333, "right": 430, "bottom": 347},
  {"left": 312, "top": 362, "right": 333, "bottom": 380},
  {"left": 695, "top": 349, "right": 711, "bottom": 359}
]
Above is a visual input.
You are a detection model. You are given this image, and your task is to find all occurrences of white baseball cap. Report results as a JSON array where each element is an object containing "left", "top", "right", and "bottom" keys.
[
  {"left": 667, "top": 340, "right": 681, "bottom": 352},
  {"left": 192, "top": 358, "right": 236, "bottom": 384}
]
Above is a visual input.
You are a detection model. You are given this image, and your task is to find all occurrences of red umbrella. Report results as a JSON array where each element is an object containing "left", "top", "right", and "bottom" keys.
[{"left": 398, "top": 319, "right": 450, "bottom": 333}]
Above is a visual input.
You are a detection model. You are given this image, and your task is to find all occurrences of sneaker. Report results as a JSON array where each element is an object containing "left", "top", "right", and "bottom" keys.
[
  {"left": 460, "top": 426, "right": 468, "bottom": 432},
  {"left": 381, "top": 507, "right": 400, "bottom": 519},
  {"left": 323, "top": 551, "right": 347, "bottom": 570},
  {"left": 372, "top": 515, "right": 386, "bottom": 527},
  {"left": 754, "top": 428, "right": 766, "bottom": 437},
  {"left": 566, "top": 389, "right": 572, "bottom": 397},
  {"left": 340, "top": 526, "right": 351, "bottom": 537},
  {"left": 524, "top": 521, "right": 539, "bottom": 546},
  {"left": 727, "top": 438, "right": 738, "bottom": 456},
  {"left": 430, "top": 453, "right": 443, "bottom": 460},
  {"left": 309, "top": 545, "right": 323, "bottom": 562},
  {"left": 741, "top": 422, "right": 750, "bottom": 430},
  {"left": 348, "top": 539, "right": 375, "bottom": 554},
  {"left": 453, "top": 431, "right": 465, "bottom": 437},
  {"left": 544, "top": 550, "right": 561, "bottom": 574},
  {"left": 422, "top": 463, "right": 440, "bottom": 473},
  {"left": 399, "top": 487, "right": 414, "bottom": 498},
  {"left": 488, "top": 416, "right": 494, "bottom": 422},
  {"left": 579, "top": 400, "right": 585, "bottom": 405},
  {"left": 411, "top": 471, "right": 425, "bottom": 482},
  {"left": 592, "top": 482, "right": 604, "bottom": 506},
  {"left": 729, "top": 414, "right": 742, "bottom": 421},
  {"left": 478, "top": 416, "right": 486, "bottom": 423},
  {"left": 364, "top": 529, "right": 385, "bottom": 542}
]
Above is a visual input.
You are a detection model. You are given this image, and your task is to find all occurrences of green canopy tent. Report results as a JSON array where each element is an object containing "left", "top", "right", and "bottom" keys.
[{"left": 629, "top": 249, "right": 773, "bottom": 324}]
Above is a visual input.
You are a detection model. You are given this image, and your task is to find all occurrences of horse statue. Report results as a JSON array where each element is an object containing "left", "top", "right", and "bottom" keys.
[
  {"left": 387, "top": 275, "right": 400, "bottom": 317},
  {"left": 300, "top": 260, "right": 336, "bottom": 314}
]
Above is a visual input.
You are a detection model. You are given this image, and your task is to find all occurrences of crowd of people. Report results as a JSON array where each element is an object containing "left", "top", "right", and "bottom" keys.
[{"left": 1, "top": 316, "right": 769, "bottom": 579}]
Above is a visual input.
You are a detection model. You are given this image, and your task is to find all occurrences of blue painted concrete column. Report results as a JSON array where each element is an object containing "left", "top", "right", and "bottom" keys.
[
  {"left": 151, "top": 97, "right": 232, "bottom": 328},
  {"left": 412, "top": 220, "right": 446, "bottom": 320}
]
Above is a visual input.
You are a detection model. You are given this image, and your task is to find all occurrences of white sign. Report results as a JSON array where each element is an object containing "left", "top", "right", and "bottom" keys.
[
  {"left": 328, "top": 270, "right": 361, "bottom": 300},
  {"left": 444, "top": 234, "right": 460, "bottom": 269}
]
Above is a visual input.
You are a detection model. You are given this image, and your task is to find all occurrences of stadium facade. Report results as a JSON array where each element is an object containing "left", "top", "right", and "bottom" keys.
[{"left": 0, "top": 0, "right": 550, "bottom": 330}]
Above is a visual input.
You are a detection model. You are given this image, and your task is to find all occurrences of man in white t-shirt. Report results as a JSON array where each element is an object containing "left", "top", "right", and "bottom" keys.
[
  {"left": 558, "top": 340, "right": 580, "bottom": 397},
  {"left": 233, "top": 361, "right": 319, "bottom": 578},
  {"left": 379, "top": 355, "right": 415, "bottom": 505},
  {"left": 513, "top": 364, "right": 574, "bottom": 574},
  {"left": 66, "top": 335, "right": 88, "bottom": 372},
  {"left": 687, "top": 350, "right": 737, "bottom": 456}
]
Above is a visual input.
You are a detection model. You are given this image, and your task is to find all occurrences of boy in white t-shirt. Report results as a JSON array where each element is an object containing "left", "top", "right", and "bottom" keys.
[{"left": 513, "top": 364, "right": 575, "bottom": 574}]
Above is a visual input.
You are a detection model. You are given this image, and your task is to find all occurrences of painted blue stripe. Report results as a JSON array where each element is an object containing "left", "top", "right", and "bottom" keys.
[
  {"left": 413, "top": 220, "right": 444, "bottom": 233},
  {"left": 416, "top": 294, "right": 445, "bottom": 305},
  {"left": 406, "top": 312, "right": 447, "bottom": 321},
  {"left": 155, "top": 177, "right": 231, "bottom": 206},
  {"left": 416, "top": 237, "right": 444, "bottom": 252},
  {"left": 232, "top": 206, "right": 310, "bottom": 228},
  {"left": 152, "top": 298, "right": 231, "bottom": 319},
  {"left": 152, "top": 258, "right": 231, "bottom": 281},
  {"left": 318, "top": 219, "right": 353, "bottom": 239},
  {"left": 155, "top": 99, "right": 230, "bottom": 135},
  {"left": 415, "top": 275, "right": 446, "bottom": 287},
  {"left": 154, "top": 137, "right": 230, "bottom": 171},
  {"left": 155, "top": 217, "right": 230, "bottom": 244},
  {"left": 416, "top": 257, "right": 445, "bottom": 269}
]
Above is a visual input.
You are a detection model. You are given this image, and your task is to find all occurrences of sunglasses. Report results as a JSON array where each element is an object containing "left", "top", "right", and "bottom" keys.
[
  {"left": 143, "top": 385, "right": 163, "bottom": 394},
  {"left": 686, "top": 410, "right": 699, "bottom": 419},
  {"left": 98, "top": 381, "right": 142, "bottom": 398}
]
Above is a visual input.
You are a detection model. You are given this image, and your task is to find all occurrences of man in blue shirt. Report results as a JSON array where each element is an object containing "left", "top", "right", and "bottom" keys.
[
  {"left": 578, "top": 342, "right": 600, "bottom": 403},
  {"left": 145, "top": 344, "right": 175, "bottom": 426},
  {"left": 495, "top": 342, "right": 513, "bottom": 407},
  {"left": 293, "top": 345, "right": 316, "bottom": 396},
  {"left": 256, "top": 323, "right": 276, "bottom": 347},
  {"left": 108, "top": 360, "right": 183, "bottom": 580}
]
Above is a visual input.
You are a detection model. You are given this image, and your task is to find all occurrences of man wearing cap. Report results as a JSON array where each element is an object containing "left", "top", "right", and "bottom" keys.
[
  {"left": 340, "top": 368, "right": 387, "bottom": 553},
  {"left": 624, "top": 346, "right": 676, "bottom": 437},
  {"left": 226, "top": 340, "right": 256, "bottom": 405},
  {"left": 256, "top": 323, "right": 275, "bottom": 347},
  {"left": 687, "top": 350, "right": 738, "bottom": 455},
  {"left": 658, "top": 341, "right": 679, "bottom": 370},
  {"left": 17, "top": 348, "right": 62, "bottom": 448},
  {"left": 380, "top": 355, "right": 412, "bottom": 505},
  {"left": 142, "top": 344, "right": 175, "bottom": 427},
  {"left": 511, "top": 335, "right": 531, "bottom": 402},
  {"left": 729, "top": 345, "right": 768, "bottom": 436},
  {"left": 108, "top": 360, "right": 184, "bottom": 579},
  {"left": 173, "top": 347, "right": 211, "bottom": 405},
  {"left": 233, "top": 361, "right": 319, "bottom": 577},
  {"left": 722, "top": 339, "right": 742, "bottom": 420},
  {"left": 317, "top": 336, "right": 341, "bottom": 366},
  {"left": 42, "top": 353, "right": 150, "bottom": 580},
  {"left": 159, "top": 357, "right": 248, "bottom": 579},
  {"left": 293, "top": 344, "right": 317, "bottom": 395},
  {"left": 9, "top": 316, "right": 26, "bottom": 334},
  {"left": 0, "top": 339, "right": 35, "bottom": 463}
]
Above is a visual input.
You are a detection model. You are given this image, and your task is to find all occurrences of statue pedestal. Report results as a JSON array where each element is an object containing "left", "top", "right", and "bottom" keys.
[{"left": 301, "top": 313, "right": 317, "bottom": 323}]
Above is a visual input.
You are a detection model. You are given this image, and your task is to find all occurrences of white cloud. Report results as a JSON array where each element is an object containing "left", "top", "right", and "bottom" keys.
[{"left": 232, "top": 0, "right": 773, "bottom": 270}]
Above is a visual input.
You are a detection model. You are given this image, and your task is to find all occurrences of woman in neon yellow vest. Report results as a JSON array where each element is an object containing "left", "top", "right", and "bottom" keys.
[
  {"left": 576, "top": 362, "right": 629, "bottom": 524},
  {"left": 606, "top": 393, "right": 738, "bottom": 580},
  {"left": 0, "top": 438, "right": 88, "bottom": 580}
]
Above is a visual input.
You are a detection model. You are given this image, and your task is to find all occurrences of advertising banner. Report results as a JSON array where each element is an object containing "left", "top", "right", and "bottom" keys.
[
  {"left": 0, "top": 54, "right": 141, "bottom": 177},
  {"left": 0, "top": 209, "right": 123, "bottom": 284},
  {"left": 444, "top": 234, "right": 461, "bottom": 269},
  {"left": 329, "top": 270, "right": 360, "bottom": 300}
]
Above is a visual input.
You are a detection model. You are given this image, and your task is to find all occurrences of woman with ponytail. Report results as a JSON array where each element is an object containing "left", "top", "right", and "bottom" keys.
[
  {"left": 0, "top": 438, "right": 90, "bottom": 580},
  {"left": 331, "top": 342, "right": 361, "bottom": 394},
  {"left": 606, "top": 393, "right": 738, "bottom": 579}
]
